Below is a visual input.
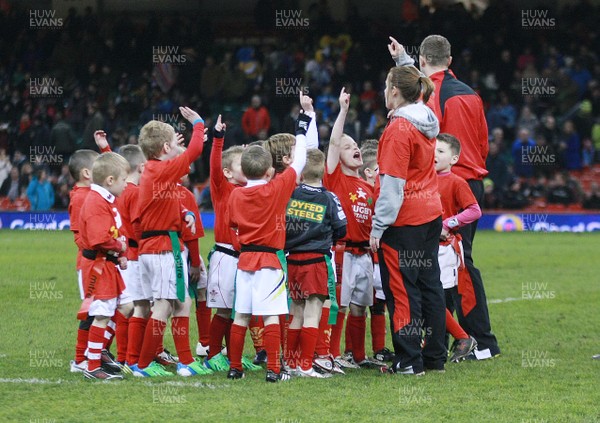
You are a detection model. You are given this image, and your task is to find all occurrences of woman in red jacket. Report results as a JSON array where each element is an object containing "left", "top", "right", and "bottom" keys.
[{"left": 370, "top": 65, "right": 446, "bottom": 375}]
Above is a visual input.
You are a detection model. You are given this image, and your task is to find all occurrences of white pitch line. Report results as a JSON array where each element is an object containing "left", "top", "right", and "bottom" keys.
[
  {"left": 0, "top": 377, "right": 230, "bottom": 388},
  {"left": 142, "top": 381, "right": 228, "bottom": 389},
  {"left": 487, "top": 297, "right": 524, "bottom": 304},
  {"left": 488, "top": 296, "right": 555, "bottom": 304},
  {"left": 0, "top": 378, "right": 70, "bottom": 384}
]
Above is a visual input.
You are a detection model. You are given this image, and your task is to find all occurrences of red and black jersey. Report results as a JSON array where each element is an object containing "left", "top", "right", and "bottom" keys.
[{"left": 428, "top": 70, "right": 489, "bottom": 181}]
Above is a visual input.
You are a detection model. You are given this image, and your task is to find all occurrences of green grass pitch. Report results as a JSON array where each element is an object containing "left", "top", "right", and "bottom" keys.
[{"left": 0, "top": 229, "right": 599, "bottom": 422}]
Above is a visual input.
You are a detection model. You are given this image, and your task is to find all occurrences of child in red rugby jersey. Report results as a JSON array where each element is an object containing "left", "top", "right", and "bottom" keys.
[
  {"left": 324, "top": 88, "right": 382, "bottom": 369},
  {"left": 226, "top": 109, "right": 312, "bottom": 382},
  {"left": 93, "top": 132, "right": 149, "bottom": 372},
  {"left": 132, "top": 107, "right": 211, "bottom": 377},
  {"left": 203, "top": 117, "right": 263, "bottom": 372},
  {"left": 434, "top": 133, "right": 478, "bottom": 362},
  {"left": 263, "top": 94, "right": 319, "bottom": 370},
  {"left": 111, "top": 144, "right": 147, "bottom": 369},
  {"left": 79, "top": 152, "right": 129, "bottom": 380},
  {"left": 68, "top": 149, "right": 99, "bottom": 373},
  {"left": 356, "top": 146, "right": 394, "bottom": 363}
]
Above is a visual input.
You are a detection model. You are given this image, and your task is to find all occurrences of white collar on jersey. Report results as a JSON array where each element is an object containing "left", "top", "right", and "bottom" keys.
[
  {"left": 91, "top": 184, "right": 115, "bottom": 203},
  {"left": 245, "top": 179, "right": 268, "bottom": 188}
]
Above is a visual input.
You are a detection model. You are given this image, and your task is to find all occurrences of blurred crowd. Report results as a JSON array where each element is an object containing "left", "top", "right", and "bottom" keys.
[{"left": 0, "top": 0, "right": 599, "bottom": 210}]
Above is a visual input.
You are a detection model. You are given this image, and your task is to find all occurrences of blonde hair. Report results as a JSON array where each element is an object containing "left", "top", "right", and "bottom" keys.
[
  {"left": 266, "top": 133, "right": 296, "bottom": 174},
  {"left": 247, "top": 140, "right": 265, "bottom": 148},
  {"left": 302, "top": 149, "right": 325, "bottom": 182},
  {"left": 222, "top": 146, "right": 244, "bottom": 170},
  {"left": 387, "top": 65, "right": 435, "bottom": 104},
  {"left": 241, "top": 145, "right": 272, "bottom": 179},
  {"left": 139, "top": 120, "right": 175, "bottom": 159},
  {"left": 92, "top": 152, "right": 129, "bottom": 184}
]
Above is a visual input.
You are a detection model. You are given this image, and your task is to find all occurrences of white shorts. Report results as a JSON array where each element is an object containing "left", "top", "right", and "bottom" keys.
[
  {"left": 118, "top": 261, "right": 143, "bottom": 303},
  {"left": 139, "top": 251, "right": 189, "bottom": 301},
  {"left": 184, "top": 247, "right": 208, "bottom": 295},
  {"left": 197, "top": 256, "right": 208, "bottom": 290},
  {"left": 234, "top": 268, "right": 288, "bottom": 316},
  {"left": 340, "top": 252, "right": 373, "bottom": 307},
  {"left": 77, "top": 269, "right": 84, "bottom": 300},
  {"left": 438, "top": 242, "right": 463, "bottom": 290},
  {"left": 89, "top": 298, "right": 118, "bottom": 318},
  {"left": 207, "top": 245, "right": 238, "bottom": 309},
  {"left": 373, "top": 263, "right": 385, "bottom": 301}
]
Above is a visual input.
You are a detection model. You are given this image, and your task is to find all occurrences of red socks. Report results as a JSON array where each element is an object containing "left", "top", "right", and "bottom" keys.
[
  {"left": 446, "top": 309, "right": 468, "bottom": 340},
  {"left": 371, "top": 314, "right": 386, "bottom": 353},
  {"left": 298, "top": 327, "right": 318, "bottom": 371},
  {"left": 114, "top": 310, "right": 129, "bottom": 363},
  {"left": 279, "top": 314, "right": 289, "bottom": 350},
  {"left": 208, "top": 314, "right": 232, "bottom": 360},
  {"left": 172, "top": 316, "right": 193, "bottom": 365},
  {"left": 104, "top": 319, "right": 116, "bottom": 350},
  {"left": 285, "top": 328, "right": 301, "bottom": 368},
  {"left": 249, "top": 316, "right": 264, "bottom": 353},
  {"left": 329, "top": 311, "right": 346, "bottom": 358},
  {"left": 138, "top": 318, "right": 166, "bottom": 369},
  {"left": 126, "top": 316, "right": 148, "bottom": 365},
  {"left": 87, "top": 325, "right": 106, "bottom": 371},
  {"left": 345, "top": 318, "right": 353, "bottom": 353},
  {"left": 348, "top": 314, "right": 366, "bottom": 363},
  {"left": 229, "top": 324, "right": 247, "bottom": 371},
  {"left": 195, "top": 301, "right": 212, "bottom": 346},
  {"left": 264, "top": 323, "right": 281, "bottom": 374},
  {"left": 156, "top": 336, "right": 164, "bottom": 356},
  {"left": 75, "top": 328, "right": 89, "bottom": 363},
  {"left": 315, "top": 307, "right": 331, "bottom": 356}
]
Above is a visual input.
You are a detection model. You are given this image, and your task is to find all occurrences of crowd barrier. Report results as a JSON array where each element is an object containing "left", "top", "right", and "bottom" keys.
[{"left": 1, "top": 211, "right": 600, "bottom": 232}]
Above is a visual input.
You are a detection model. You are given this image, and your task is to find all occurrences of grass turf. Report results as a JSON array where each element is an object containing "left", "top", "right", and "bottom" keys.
[{"left": 0, "top": 229, "right": 599, "bottom": 422}]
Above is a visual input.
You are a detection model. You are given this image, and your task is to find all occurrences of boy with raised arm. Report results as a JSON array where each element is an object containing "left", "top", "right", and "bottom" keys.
[
  {"left": 227, "top": 100, "right": 312, "bottom": 382},
  {"left": 132, "top": 107, "right": 210, "bottom": 377}
]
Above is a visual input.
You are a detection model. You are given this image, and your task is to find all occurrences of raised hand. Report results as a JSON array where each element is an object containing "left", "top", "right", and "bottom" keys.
[
  {"left": 176, "top": 133, "right": 185, "bottom": 147},
  {"left": 339, "top": 87, "right": 350, "bottom": 112},
  {"left": 388, "top": 36, "right": 405, "bottom": 60},
  {"left": 299, "top": 91, "right": 314, "bottom": 113},
  {"left": 214, "top": 114, "right": 226, "bottom": 132},
  {"left": 179, "top": 106, "right": 202, "bottom": 125},
  {"left": 94, "top": 130, "right": 109, "bottom": 150}
]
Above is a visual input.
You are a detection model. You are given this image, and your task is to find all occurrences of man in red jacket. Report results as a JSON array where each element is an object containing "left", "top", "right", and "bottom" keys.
[
  {"left": 388, "top": 35, "right": 500, "bottom": 360},
  {"left": 241, "top": 95, "right": 271, "bottom": 142}
]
